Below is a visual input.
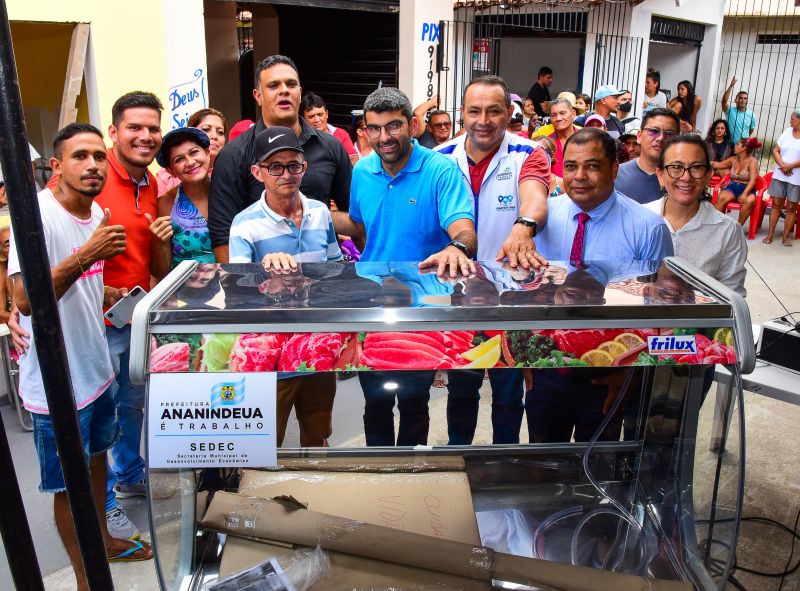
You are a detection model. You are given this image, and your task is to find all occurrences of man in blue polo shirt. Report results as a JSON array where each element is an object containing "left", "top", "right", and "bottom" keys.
[{"left": 332, "top": 87, "right": 476, "bottom": 446}]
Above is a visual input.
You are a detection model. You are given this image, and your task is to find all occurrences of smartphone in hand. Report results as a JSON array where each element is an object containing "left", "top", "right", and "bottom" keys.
[{"left": 104, "top": 286, "right": 146, "bottom": 328}]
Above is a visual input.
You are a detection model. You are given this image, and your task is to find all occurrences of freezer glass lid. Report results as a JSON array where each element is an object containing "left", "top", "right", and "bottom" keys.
[{"left": 150, "top": 260, "right": 729, "bottom": 324}]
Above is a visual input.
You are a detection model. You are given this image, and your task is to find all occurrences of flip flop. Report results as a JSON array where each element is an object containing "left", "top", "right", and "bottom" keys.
[
  {"left": 108, "top": 539, "right": 152, "bottom": 563},
  {"left": 783, "top": 240, "right": 793, "bottom": 247},
  {"left": 762, "top": 238, "right": 773, "bottom": 244}
]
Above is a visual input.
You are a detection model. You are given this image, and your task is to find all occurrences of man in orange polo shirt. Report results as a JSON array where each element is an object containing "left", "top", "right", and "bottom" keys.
[{"left": 96, "top": 92, "right": 172, "bottom": 539}]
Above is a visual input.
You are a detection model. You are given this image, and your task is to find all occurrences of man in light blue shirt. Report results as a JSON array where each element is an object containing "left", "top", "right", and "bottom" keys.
[
  {"left": 535, "top": 128, "right": 674, "bottom": 263},
  {"left": 228, "top": 126, "right": 342, "bottom": 449},
  {"left": 528, "top": 127, "right": 673, "bottom": 444},
  {"left": 229, "top": 126, "right": 342, "bottom": 266},
  {"left": 332, "top": 87, "right": 476, "bottom": 447}
]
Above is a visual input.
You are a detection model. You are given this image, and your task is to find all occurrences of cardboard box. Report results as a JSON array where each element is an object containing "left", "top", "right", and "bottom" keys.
[
  {"left": 237, "top": 469, "right": 480, "bottom": 544},
  {"left": 205, "top": 493, "right": 692, "bottom": 591},
  {"left": 218, "top": 467, "right": 483, "bottom": 588},
  {"left": 221, "top": 537, "right": 490, "bottom": 590}
]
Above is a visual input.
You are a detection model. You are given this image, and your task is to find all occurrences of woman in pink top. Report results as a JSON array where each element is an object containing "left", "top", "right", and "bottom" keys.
[{"left": 301, "top": 92, "right": 359, "bottom": 165}]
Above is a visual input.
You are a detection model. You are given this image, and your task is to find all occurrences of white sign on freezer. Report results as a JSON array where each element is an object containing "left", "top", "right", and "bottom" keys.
[{"left": 148, "top": 372, "right": 277, "bottom": 468}]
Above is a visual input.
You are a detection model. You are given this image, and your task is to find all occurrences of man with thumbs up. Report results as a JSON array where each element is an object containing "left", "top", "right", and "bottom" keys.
[
  {"left": 8, "top": 122, "right": 154, "bottom": 581},
  {"left": 93, "top": 91, "right": 174, "bottom": 536},
  {"left": 11, "top": 92, "right": 173, "bottom": 539}
]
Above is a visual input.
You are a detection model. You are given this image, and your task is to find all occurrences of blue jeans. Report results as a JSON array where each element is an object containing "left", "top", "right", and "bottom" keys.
[
  {"left": 105, "top": 325, "right": 145, "bottom": 511},
  {"left": 32, "top": 387, "right": 118, "bottom": 493},
  {"left": 446, "top": 369, "right": 524, "bottom": 444},
  {"left": 359, "top": 371, "right": 435, "bottom": 446}
]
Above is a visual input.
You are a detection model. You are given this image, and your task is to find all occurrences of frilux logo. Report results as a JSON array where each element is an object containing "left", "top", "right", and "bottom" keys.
[{"left": 647, "top": 335, "right": 697, "bottom": 355}]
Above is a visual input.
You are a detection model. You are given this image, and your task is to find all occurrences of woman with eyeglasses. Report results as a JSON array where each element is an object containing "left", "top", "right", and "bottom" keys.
[
  {"left": 153, "top": 127, "right": 216, "bottom": 275},
  {"left": 646, "top": 134, "right": 747, "bottom": 296},
  {"left": 711, "top": 136, "right": 762, "bottom": 225}
]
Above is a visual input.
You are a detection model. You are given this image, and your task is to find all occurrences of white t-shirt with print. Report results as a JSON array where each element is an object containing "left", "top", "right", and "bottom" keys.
[
  {"left": 7, "top": 189, "right": 114, "bottom": 414},
  {"left": 772, "top": 127, "right": 800, "bottom": 185}
]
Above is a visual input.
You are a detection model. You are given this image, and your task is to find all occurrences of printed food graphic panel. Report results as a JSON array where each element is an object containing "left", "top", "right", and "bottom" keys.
[{"left": 150, "top": 328, "right": 737, "bottom": 373}]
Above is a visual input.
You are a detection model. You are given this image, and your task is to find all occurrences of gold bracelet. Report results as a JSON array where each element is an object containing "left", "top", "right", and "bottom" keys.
[
  {"left": 74, "top": 252, "right": 86, "bottom": 274},
  {"left": 103, "top": 285, "right": 109, "bottom": 296}
]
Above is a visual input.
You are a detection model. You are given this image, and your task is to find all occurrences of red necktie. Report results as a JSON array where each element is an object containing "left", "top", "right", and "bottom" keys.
[{"left": 569, "top": 212, "right": 591, "bottom": 267}]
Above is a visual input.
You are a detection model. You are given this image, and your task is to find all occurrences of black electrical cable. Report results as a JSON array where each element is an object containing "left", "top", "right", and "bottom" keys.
[
  {"left": 745, "top": 260, "right": 799, "bottom": 327},
  {"left": 778, "top": 507, "right": 800, "bottom": 590},
  {"left": 696, "top": 510, "right": 800, "bottom": 586}
]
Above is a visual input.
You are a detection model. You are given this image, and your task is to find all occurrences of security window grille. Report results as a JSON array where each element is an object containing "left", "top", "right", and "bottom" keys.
[{"left": 757, "top": 33, "right": 800, "bottom": 44}]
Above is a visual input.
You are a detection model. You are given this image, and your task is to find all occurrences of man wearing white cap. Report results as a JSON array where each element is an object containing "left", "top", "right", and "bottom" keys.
[{"left": 576, "top": 85, "right": 626, "bottom": 138}]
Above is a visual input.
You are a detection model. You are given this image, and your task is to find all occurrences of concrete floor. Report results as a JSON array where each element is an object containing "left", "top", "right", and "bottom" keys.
[{"left": 0, "top": 215, "right": 798, "bottom": 591}]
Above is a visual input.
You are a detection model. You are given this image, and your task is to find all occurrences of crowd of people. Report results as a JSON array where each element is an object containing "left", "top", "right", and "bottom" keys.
[{"left": 4, "top": 51, "right": 800, "bottom": 589}]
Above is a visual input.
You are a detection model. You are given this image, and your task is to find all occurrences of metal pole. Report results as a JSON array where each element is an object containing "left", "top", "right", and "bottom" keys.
[
  {"left": 0, "top": 404, "right": 44, "bottom": 590},
  {"left": 0, "top": 2, "right": 115, "bottom": 589}
]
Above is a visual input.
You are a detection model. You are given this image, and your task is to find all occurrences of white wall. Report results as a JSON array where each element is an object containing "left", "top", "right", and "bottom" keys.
[
  {"left": 647, "top": 41, "right": 700, "bottom": 101},
  {"left": 398, "top": 0, "right": 454, "bottom": 108},
  {"left": 162, "top": 0, "right": 208, "bottom": 130},
  {"left": 498, "top": 37, "right": 582, "bottom": 98},
  {"left": 716, "top": 15, "right": 800, "bottom": 148},
  {"left": 629, "top": 0, "right": 725, "bottom": 131}
]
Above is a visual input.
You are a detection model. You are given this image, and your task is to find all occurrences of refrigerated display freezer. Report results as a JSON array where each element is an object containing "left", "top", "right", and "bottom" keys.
[{"left": 130, "top": 257, "right": 753, "bottom": 591}]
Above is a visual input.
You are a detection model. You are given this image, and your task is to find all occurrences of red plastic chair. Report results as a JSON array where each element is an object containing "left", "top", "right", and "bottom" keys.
[
  {"left": 711, "top": 174, "right": 730, "bottom": 206},
  {"left": 755, "top": 171, "right": 800, "bottom": 240},
  {"left": 712, "top": 174, "right": 767, "bottom": 240}
]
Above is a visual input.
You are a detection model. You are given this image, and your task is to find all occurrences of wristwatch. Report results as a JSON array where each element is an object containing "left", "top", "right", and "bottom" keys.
[
  {"left": 514, "top": 216, "right": 538, "bottom": 236},
  {"left": 448, "top": 240, "right": 472, "bottom": 258}
]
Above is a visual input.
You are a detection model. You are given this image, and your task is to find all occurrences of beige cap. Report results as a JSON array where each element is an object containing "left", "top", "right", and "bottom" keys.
[{"left": 556, "top": 91, "right": 578, "bottom": 107}]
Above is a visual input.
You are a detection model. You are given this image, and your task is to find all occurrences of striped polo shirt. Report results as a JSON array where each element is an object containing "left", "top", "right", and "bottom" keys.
[{"left": 228, "top": 191, "right": 343, "bottom": 263}]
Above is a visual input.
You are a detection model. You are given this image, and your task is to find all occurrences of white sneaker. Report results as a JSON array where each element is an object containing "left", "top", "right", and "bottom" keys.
[{"left": 106, "top": 506, "right": 140, "bottom": 540}]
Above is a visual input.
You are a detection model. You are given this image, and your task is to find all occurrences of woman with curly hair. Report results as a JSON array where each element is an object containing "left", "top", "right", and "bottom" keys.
[{"left": 705, "top": 118, "right": 733, "bottom": 178}]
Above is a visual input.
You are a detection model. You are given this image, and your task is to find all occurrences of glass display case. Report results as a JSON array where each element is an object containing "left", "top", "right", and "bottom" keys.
[{"left": 130, "top": 257, "right": 753, "bottom": 591}]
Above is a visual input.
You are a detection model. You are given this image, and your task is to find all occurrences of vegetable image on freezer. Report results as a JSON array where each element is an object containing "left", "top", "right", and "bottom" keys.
[{"left": 199, "top": 333, "right": 238, "bottom": 372}]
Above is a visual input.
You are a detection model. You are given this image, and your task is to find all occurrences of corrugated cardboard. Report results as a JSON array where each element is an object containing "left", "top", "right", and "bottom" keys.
[
  {"left": 204, "top": 493, "right": 693, "bottom": 591},
  {"left": 220, "top": 537, "right": 490, "bottom": 590},
  {"left": 237, "top": 469, "right": 480, "bottom": 544}
]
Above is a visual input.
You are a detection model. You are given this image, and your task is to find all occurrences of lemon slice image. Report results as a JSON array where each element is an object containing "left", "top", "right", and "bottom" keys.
[
  {"left": 580, "top": 349, "right": 614, "bottom": 367},
  {"left": 460, "top": 334, "right": 501, "bottom": 361},
  {"left": 614, "top": 332, "right": 645, "bottom": 349},
  {"left": 463, "top": 343, "right": 501, "bottom": 369},
  {"left": 598, "top": 340, "right": 627, "bottom": 359},
  {"left": 713, "top": 328, "right": 734, "bottom": 347}
]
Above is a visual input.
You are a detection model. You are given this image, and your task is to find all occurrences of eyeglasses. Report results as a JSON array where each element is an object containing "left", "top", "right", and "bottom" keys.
[
  {"left": 431, "top": 122, "right": 452, "bottom": 129},
  {"left": 364, "top": 120, "right": 405, "bottom": 139},
  {"left": 662, "top": 164, "right": 710, "bottom": 179},
  {"left": 643, "top": 127, "right": 677, "bottom": 139},
  {"left": 259, "top": 162, "right": 305, "bottom": 177},
  {"left": 267, "top": 284, "right": 309, "bottom": 303}
]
